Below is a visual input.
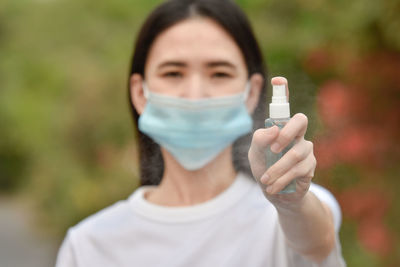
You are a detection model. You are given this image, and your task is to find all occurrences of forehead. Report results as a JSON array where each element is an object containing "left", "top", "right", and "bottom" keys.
[{"left": 145, "top": 17, "right": 246, "bottom": 70}]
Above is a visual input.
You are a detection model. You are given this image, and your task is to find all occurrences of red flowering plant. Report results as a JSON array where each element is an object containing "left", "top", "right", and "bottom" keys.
[{"left": 304, "top": 48, "right": 400, "bottom": 261}]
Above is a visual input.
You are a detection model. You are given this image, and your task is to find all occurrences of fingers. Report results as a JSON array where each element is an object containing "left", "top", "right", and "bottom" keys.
[
  {"left": 270, "top": 113, "right": 308, "bottom": 153},
  {"left": 249, "top": 126, "right": 280, "bottom": 154},
  {"left": 265, "top": 152, "right": 316, "bottom": 195},
  {"left": 260, "top": 140, "right": 314, "bottom": 186},
  {"left": 248, "top": 126, "right": 280, "bottom": 179},
  {"left": 258, "top": 77, "right": 314, "bottom": 196},
  {"left": 249, "top": 113, "right": 310, "bottom": 181}
]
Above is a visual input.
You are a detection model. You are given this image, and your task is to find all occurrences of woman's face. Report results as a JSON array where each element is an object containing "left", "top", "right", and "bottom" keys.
[{"left": 144, "top": 17, "right": 249, "bottom": 98}]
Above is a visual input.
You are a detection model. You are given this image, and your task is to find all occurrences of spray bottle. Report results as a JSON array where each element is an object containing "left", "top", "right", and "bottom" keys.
[{"left": 265, "top": 84, "right": 296, "bottom": 194}]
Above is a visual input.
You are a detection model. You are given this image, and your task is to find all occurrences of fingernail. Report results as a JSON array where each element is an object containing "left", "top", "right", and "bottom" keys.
[
  {"left": 271, "top": 143, "right": 280, "bottom": 153},
  {"left": 260, "top": 174, "right": 270, "bottom": 184}
]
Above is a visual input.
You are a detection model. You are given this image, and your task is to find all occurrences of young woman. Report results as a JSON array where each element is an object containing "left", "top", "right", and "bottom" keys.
[{"left": 56, "top": 0, "right": 345, "bottom": 266}]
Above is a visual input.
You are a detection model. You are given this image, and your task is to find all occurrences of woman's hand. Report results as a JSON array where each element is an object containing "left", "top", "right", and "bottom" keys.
[{"left": 248, "top": 77, "right": 317, "bottom": 208}]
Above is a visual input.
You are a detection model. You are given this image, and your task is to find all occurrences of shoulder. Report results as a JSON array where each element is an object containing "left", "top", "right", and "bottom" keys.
[
  {"left": 65, "top": 190, "right": 143, "bottom": 245},
  {"left": 73, "top": 199, "right": 132, "bottom": 233},
  {"left": 56, "top": 190, "right": 148, "bottom": 266},
  {"left": 56, "top": 195, "right": 138, "bottom": 263}
]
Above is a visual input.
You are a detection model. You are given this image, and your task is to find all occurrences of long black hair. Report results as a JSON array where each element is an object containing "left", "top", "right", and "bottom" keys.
[{"left": 128, "top": 0, "right": 267, "bottom": 185}]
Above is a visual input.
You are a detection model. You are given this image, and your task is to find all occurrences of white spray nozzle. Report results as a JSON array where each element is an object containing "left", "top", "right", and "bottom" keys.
[
  {"left": 272, "top": 84, "right": 287, "bottom": 103},
  {"left": 269, "top": 84, "right": 290, "bottom": 119}
]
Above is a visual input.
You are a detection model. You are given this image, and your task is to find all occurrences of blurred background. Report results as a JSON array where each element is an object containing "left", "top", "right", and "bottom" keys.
[{"left": 0, "top": 0, "right": 399, "bottom": 266}]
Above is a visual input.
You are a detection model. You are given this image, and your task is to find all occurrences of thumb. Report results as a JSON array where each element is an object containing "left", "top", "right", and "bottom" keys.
[
  {"left": 248, "top": 126, "right": 279, "bottom": 180},
  {"left": 251, "top": 126, "right": 279, "bottom": 153}
]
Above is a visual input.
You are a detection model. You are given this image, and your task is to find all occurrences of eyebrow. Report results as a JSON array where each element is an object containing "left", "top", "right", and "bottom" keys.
[
  {"left": 158, "top": 61, "right": 187, "bottom": 69},
  {"left": 157, "top": 60, "right": 237, "bottom": 70},
  {"left": 206, "top": 61, "right": 237, "bottom": 70}
]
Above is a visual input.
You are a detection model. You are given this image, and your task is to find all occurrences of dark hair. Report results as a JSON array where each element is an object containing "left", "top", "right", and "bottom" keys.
[{"left": 128, "top": 0, "right": 267, "bottom": 185}]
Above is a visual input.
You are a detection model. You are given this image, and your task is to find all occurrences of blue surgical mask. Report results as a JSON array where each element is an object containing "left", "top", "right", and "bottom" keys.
[{"left": 138, "top": 83, "right": 253, "bottom": 170}]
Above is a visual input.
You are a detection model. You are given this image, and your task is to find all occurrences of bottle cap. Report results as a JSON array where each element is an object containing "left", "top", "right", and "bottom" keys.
[{"left": 269, "top": 84, "right": 290, "bottom": 118}]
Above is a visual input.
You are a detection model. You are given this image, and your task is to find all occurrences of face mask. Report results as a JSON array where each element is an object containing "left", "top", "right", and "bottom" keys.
[{"left": 138, "top": 82, "right": 253, "bottom": 170}]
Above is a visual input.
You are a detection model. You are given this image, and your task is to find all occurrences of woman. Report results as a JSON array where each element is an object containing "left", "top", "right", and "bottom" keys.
[{"left": 56, "top": 0, "right": 345, "bottom": 266}]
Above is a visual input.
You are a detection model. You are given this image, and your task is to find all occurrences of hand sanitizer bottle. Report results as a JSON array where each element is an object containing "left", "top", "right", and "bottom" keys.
[{"left": 265, "top": 84, "right": 296, "bottom": 194}]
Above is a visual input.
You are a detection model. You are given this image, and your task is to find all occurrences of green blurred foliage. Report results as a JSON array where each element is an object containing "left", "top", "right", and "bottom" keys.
[{"left": 1, "top": 0, "right": 399, "bottom": 265}]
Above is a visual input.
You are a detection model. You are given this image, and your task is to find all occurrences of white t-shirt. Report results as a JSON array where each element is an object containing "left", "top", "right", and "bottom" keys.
[{"left": 56, "top": 173, "right": 346, "bottom": 267}]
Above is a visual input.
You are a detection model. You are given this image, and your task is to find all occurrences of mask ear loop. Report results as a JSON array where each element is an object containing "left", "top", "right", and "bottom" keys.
[
  {"left": 142, "top": 82, "right": 150, "bottom": 99},
  {"left": 243, "top": 81, "right": 251, "bottom": 101}
]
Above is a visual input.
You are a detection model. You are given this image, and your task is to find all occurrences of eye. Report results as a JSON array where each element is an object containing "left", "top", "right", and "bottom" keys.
[
  {"left": 163, "top": 71, "right": 182, "bottom": 78},
  {"left": 212, "top": 72, "right": 231, "bottom": 78}
]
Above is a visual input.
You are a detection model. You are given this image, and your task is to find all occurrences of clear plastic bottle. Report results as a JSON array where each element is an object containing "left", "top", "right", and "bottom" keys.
[{"left": 264, "top": 84, "right": 296, "bottom": 194}]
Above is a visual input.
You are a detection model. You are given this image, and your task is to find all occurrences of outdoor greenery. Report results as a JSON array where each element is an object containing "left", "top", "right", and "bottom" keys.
[{"left": 1, "top": 0, "right": 399, "bottom": 266}]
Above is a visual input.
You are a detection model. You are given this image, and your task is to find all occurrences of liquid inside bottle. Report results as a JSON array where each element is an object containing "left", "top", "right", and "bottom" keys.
[{"left": 265, "top": 118, "right": 296, "bottom": 194}]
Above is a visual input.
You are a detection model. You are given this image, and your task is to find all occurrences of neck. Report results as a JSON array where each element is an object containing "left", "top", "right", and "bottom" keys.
[{"left": 145, "top": 146, "right": 237, "bottom": 206}]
